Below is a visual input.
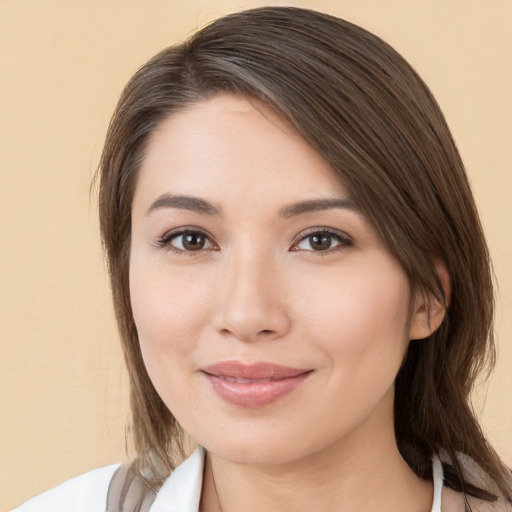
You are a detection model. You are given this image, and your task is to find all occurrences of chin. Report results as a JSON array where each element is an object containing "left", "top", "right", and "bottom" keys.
[{"left": 198, "top": 423, "right": 338, "bottom": 468}]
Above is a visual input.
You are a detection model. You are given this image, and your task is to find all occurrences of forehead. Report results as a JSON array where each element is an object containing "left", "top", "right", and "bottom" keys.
[{"left": 133, "top": 94, "right": 349, "bottom": 213}]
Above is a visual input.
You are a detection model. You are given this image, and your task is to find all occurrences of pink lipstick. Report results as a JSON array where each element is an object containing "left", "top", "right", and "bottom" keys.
[{"left": 200, "top": 361, "right": 312, "bottom": 408}]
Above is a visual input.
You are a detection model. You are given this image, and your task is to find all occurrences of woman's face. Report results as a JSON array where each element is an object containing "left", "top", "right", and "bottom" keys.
[{"left": 130, "top": 94, "right": 424, "bottom": 466}]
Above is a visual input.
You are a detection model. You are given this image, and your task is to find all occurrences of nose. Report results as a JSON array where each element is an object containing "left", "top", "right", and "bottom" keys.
[{"left": 213, "top": 250, "right": 291, "bottom": 343}]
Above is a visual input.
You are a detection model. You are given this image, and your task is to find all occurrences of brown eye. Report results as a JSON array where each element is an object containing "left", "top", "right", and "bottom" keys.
[
  {"left": 309, "top": 233, "right": 334, "bottom": 251},
  {"left": 294, "top": 230, "right": 350, "bottom": 252},
  {"left": 168, "top": 231, "right": 213, "bottom": 252},
  {"left": 182, "top": 233, "right": 206, "bottom": 251}
]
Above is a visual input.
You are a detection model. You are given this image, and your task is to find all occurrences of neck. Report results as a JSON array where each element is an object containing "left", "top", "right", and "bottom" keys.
[{"left": 200, "top": 397, "right": 433, "bottom": 512}]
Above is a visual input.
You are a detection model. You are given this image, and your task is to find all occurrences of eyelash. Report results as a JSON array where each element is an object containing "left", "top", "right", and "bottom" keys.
[
  {"left": 154, "top": 227, "right": 352, "bottom": 256},
  {"left": 154, "top": 227, "right": 217, "bottom": 255},
  {"left": 291, "top": 228, "right": 352, "bottom": 254}
]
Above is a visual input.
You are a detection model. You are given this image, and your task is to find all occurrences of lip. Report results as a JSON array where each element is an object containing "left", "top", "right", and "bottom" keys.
[{"left": 200, "top": 361, "right": 313, "bottom": 408}]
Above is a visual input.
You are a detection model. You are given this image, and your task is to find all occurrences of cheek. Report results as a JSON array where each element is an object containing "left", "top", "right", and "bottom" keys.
[
  {"left": 128, "top": 260, "right": 219, "bottom": 414},
  {"left": 294, "top": 264, "right": 412, "bottom": 434},
  {"left": 298, "top": 262, "right": 411, "bottom": 364},
  {"left": 129, "top": 260, "right": 213, "bottom": 365}
]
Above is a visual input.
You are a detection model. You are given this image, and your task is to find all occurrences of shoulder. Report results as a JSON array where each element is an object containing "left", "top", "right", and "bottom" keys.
[
  {"left": 435, "top": 454, "right": 512, "bottom": 512},
  {"left": 466, "top": 496, "right": 512, "bottom": 512},
  {"left": 13, "top": 463, "right": 120, "bottom": 512},
  {"left": 12, "top": 448, "right": 205, "bottom": 512},
  {"left": 442, "top": 486, "right": 512, "bottom": 512},
  {"left": 442, "top": 487, "right": 512, "bottom": 512}
]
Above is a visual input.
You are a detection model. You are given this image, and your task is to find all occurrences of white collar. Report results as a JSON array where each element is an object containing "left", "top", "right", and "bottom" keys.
[
  {"left": 150, "top": 448, "right": 204, "bottom": 512},
  {"left": 150, "top": 448, "right": 444, "bottom": 512}
]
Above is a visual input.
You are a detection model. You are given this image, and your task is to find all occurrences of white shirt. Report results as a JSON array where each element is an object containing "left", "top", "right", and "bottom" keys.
[{"left": 13, "top": 449, "right": 445, "bottom": 512}]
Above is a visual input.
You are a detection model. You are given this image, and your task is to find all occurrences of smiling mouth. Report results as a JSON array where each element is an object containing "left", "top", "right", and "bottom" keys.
[{"left": 200, "top": 361, "right": 313, "bottom": 408}]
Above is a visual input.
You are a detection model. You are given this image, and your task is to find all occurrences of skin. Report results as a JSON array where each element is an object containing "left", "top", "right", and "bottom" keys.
[{"left": 129, "top": 94, "right": 446, "bottom": 511}]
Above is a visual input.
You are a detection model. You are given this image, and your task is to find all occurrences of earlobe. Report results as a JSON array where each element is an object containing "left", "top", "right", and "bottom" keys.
[{"left": 409, "top": 261, "right": 451, "bottom": 341}]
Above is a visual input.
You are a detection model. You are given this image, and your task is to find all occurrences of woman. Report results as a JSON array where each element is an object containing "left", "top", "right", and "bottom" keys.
[{"left": 15, "top": 6, "right": 511, "bottom": 512}]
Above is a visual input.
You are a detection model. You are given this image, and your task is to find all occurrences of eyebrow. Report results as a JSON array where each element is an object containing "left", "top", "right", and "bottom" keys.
[
  {"left": 146, "top": 194, "right": 221, "bottom": 216},
  {"left": 145, "top": 194, "right": 358, "bottom": 218},
  {"left": 279, "top": 198, "right": 359, "bottom": 218}
]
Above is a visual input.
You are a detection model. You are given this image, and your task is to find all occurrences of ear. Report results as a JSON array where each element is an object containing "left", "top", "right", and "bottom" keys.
[{"left": 409, "top": 261, "right": 451, "bottom": 341}]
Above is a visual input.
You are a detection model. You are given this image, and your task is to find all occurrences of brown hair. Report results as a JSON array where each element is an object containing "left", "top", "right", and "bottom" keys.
[{"left": 97, "top": 6, "right": 511, "bottom": 505}]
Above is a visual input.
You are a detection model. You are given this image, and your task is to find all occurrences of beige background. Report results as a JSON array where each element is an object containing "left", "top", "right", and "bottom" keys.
[{"left": 1, "top": 1, "right": 511, "bottom": 510}]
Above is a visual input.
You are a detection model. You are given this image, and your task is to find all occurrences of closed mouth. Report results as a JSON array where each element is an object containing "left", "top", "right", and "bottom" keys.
[{"left": 200, "top": 361, "right": 313, "bottom": 407}]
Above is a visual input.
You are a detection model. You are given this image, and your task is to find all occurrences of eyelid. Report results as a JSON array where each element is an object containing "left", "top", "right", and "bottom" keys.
[
  {"left": 153, "top": 225, "right": 352, "bottom": 254},
  {"left": 290, "top": 227, "right": 353, "bottom": 252},
  {"left": 154, "top": 226, "right": 218, "bottom": 252}
]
